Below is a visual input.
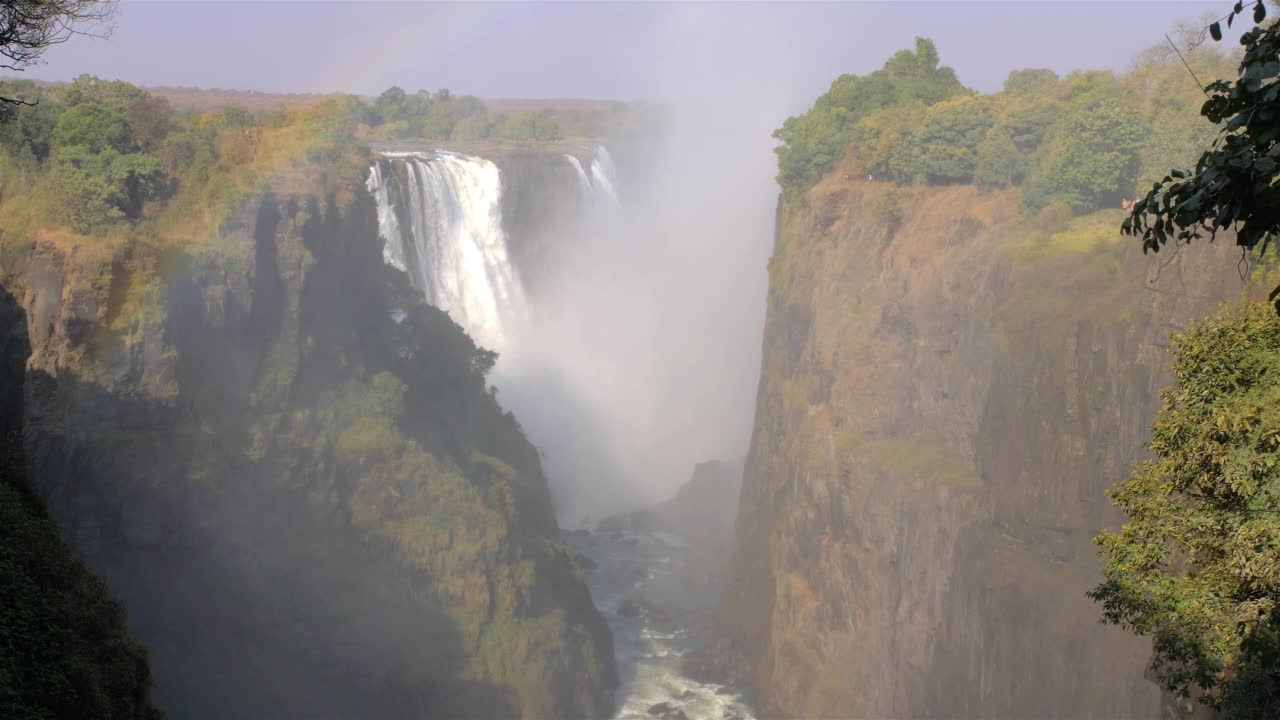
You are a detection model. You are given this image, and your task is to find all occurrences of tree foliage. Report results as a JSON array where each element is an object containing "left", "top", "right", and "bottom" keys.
[
  {"left": 0, "top": 439, "right": 164, "bottom": 720},
  {"left": 773, "top": 37, "right": 967, "bottom": 194},
  {"left": 51, "top": 102, "right": 130, "bottom": 153},
  {"left": 1003, "top": 68, "right": 1060, "bottom": 94},
  {"left": 366, "top": 86, "right": 560, "bottom": 142},
  {"left": 22, "top": 76, "right": 168, "bottom": 232},
  {"left": 1043, "top": 97, "right": 1150, "bottom": 211},
  {"left": 1091, "top": 303, "right": 1280, "bottom": 719},
  {"left": 775, "top": 39, "right": 1165, "bottom": 212},
  {"left": 1122, "top": 1, "right": 1280, "bottom": 293},
  {"left": 912, "top": 96, "right": 995, "bottom": 184},
  {"left": 489, "top": 111, "right": 561, "bottom": 141},
  {"left": 974, "top": 126, "right": 1023, "bottom": 188}
]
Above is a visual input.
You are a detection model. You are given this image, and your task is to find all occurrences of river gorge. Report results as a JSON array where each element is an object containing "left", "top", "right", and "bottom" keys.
[{"left": 4, "top": 13, "right": 1278, "bottom": 717}]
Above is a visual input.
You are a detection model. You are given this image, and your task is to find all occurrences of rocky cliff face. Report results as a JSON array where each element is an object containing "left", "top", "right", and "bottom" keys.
[
  {"left": 1, "top": 162, "right": 614, "bottom": 719},
  {"left": 717, "top": 169, "right": 1257, "bottom": 718},
  {"left": 496, "top": 146, "right": 592, "bottom": 295},
  {"left": 0, "top": 283, "right": 163, "bottom": 719}
]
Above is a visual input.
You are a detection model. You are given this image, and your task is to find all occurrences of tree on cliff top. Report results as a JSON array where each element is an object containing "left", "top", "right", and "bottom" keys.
[
  {"left": 772, "top": 37, "right": 967, "bottom": 194},
  {"left": 1122, "top": 1, "right": 1280, "bottom": 306},
  {"left": 0, "top": 0, "right": 117, "bottom": 111},
  {"left": 1091, "top": 304, "right": 1280, "bottom": 718}
]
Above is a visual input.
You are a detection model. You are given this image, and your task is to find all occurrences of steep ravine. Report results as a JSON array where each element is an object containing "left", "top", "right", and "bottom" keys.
[
  {"left": 716, "top": 169, "right": 1258, "bottom": 718},
  {"left": 1, "top": 158, "right": 614, "bottom": 718}
]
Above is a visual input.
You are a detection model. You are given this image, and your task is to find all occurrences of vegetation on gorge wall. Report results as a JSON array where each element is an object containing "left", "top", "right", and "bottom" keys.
[
  {"left": 1093, "top": 304, "right": 1280, "bottom": 719},
  {"left": 0, "top": 438, "right": 163, "bottom": 720}
]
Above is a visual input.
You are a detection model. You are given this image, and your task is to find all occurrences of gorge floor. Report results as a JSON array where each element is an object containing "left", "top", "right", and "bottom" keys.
[{"left": 567, "top": 528, "right": 756, "bottom": 720}]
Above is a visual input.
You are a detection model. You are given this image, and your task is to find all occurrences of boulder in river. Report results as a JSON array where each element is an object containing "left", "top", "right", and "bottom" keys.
[{"left": 647, "top": 701, "right": 674, "bottom": 716}]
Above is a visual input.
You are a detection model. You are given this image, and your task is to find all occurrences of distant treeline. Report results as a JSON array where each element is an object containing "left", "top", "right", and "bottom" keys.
[
  {"left": 364, "top": 86, "right": 567, "bottom": 141},
  {"left": 0, "top": 74, "right": 373, "bottom": 236},
  {"left": 353, "top": 86, "right": 645, "bottom": 143},
  {"left": 0, "top": 75, "right": 645, "bottom": 237},
  {"left": 775, "top": 37, "right": 1235, "bottom": 213}
]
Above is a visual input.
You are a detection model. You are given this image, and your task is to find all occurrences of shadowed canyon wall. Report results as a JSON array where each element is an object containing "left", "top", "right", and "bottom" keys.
[{"left": 0, "top": 155, "right": 614, "bottom": 719}]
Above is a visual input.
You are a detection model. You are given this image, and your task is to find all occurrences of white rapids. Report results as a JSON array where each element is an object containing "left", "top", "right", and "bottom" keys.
[{"left": 568, "top": 529, "right": 758, "bottom": 720}]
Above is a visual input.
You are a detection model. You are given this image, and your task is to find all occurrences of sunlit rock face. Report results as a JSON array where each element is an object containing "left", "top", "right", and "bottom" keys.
[{"left": 715, "top": 171, "right": 1259, "bottom": 719}]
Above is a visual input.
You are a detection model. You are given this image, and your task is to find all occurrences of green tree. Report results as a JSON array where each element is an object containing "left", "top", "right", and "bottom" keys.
[
  {"left": 52, "top": 145, "right": 161, "bottom": 232},
  {"left": 773, "top": 37, "right": 967, "bottom": 194},
  {"left": 219, "top": 105, "right": 252, "bottom": 129},
  {"left": 1042, "top": 97, "right": 1148, "bottom": 211},
  {"left": 1002, "top": 97, "right": 1061, "bottom": 155},
  {"left": 1124, "top": 40, "right": 1236, "bottom": 191},
  {"left": 60, "top": 74, "right": 145, "bottom": 114},
  {"left": 0, "top": 80, "right": 62, "bottom": 165},
  {"left": 451, "top": 113, "right": 491, "bottom": 141},
  {"left": 51, "top": 102, "right": 131, "bottom": 154},
  {"left": 853, "top": 101, "right": 926, "bottom": 180},
  {"left": 1091, "top": 303, "right": 1280, "bottom": 718},
  {"left": 913, "top": 95, "right": 994, "bottom": 184},
  {"left": 374, "top": 86, "right": 408, "bottom": 125},
  {"left": 124, "top": 93, "right": 173, "bottom": 153},
  {"left": 1123, "top": 2, "right": 1280, "bottom": 279},
  {"left": 1003, "top": 68, "right": 1059, "bottom": 94},
  {"left": 490, "top": 111, "right": 560, "bottom": 141},
  {"left": 974, "top": 125, "right": 1023, "bottom": 188}
]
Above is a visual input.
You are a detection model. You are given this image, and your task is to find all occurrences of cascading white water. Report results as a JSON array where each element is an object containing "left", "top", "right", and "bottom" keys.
[
  {"left": 589, "top": 146, "right": 619, "bottom": 202},
  {"left": 366, "top": 150, "right": 526, "bottom": 351},
  {"left": 564, "top": 154, "right": 591, "bottom": 195},
  {"left": 562, "top": 146, "right": 620, "bottom": 205}
]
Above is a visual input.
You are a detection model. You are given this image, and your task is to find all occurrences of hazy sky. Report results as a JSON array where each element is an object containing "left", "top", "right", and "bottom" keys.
[{"left": 29, "top": 1, "right": 1242, "bottom": 107}]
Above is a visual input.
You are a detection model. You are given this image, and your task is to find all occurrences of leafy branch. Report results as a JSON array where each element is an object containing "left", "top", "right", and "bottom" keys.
[
  {"left": 1122, "top": 1, "right": 1280, "bottom": 306},
  {"left": 0, "top": 0, "right": 117, "bottom": 109}
]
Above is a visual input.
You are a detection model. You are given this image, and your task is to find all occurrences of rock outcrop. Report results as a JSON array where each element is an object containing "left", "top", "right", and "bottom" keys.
[{"left": 717, "top": 170, "right": 1260, "bottom": 718}]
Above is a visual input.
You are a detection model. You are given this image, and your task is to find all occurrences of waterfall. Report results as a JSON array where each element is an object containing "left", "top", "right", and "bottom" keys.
[
  {"left": 564, "top": 154, "right": 591, "bottom": 195},
  {"left": 366, "top": 150, "right": 527, "bottom": 351},
  {"left": 588, "top": 146, "right": 619, "bottom": 202},
  {"left": 562, "top": 146, "right": 619, "bottom": 205}
]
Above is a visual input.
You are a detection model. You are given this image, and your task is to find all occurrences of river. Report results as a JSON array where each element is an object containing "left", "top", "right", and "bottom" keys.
[{"left": 568, "top": 527, "right": 758, "bottom": 720}]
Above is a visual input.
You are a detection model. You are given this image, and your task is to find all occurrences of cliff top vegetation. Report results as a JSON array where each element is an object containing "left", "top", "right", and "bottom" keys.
[
  {"left": 774, "top": 35, "right": 1236, "bottom": 217},
  {"left": 0, "top": 74, "right": 373, "bottom": 246}
]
